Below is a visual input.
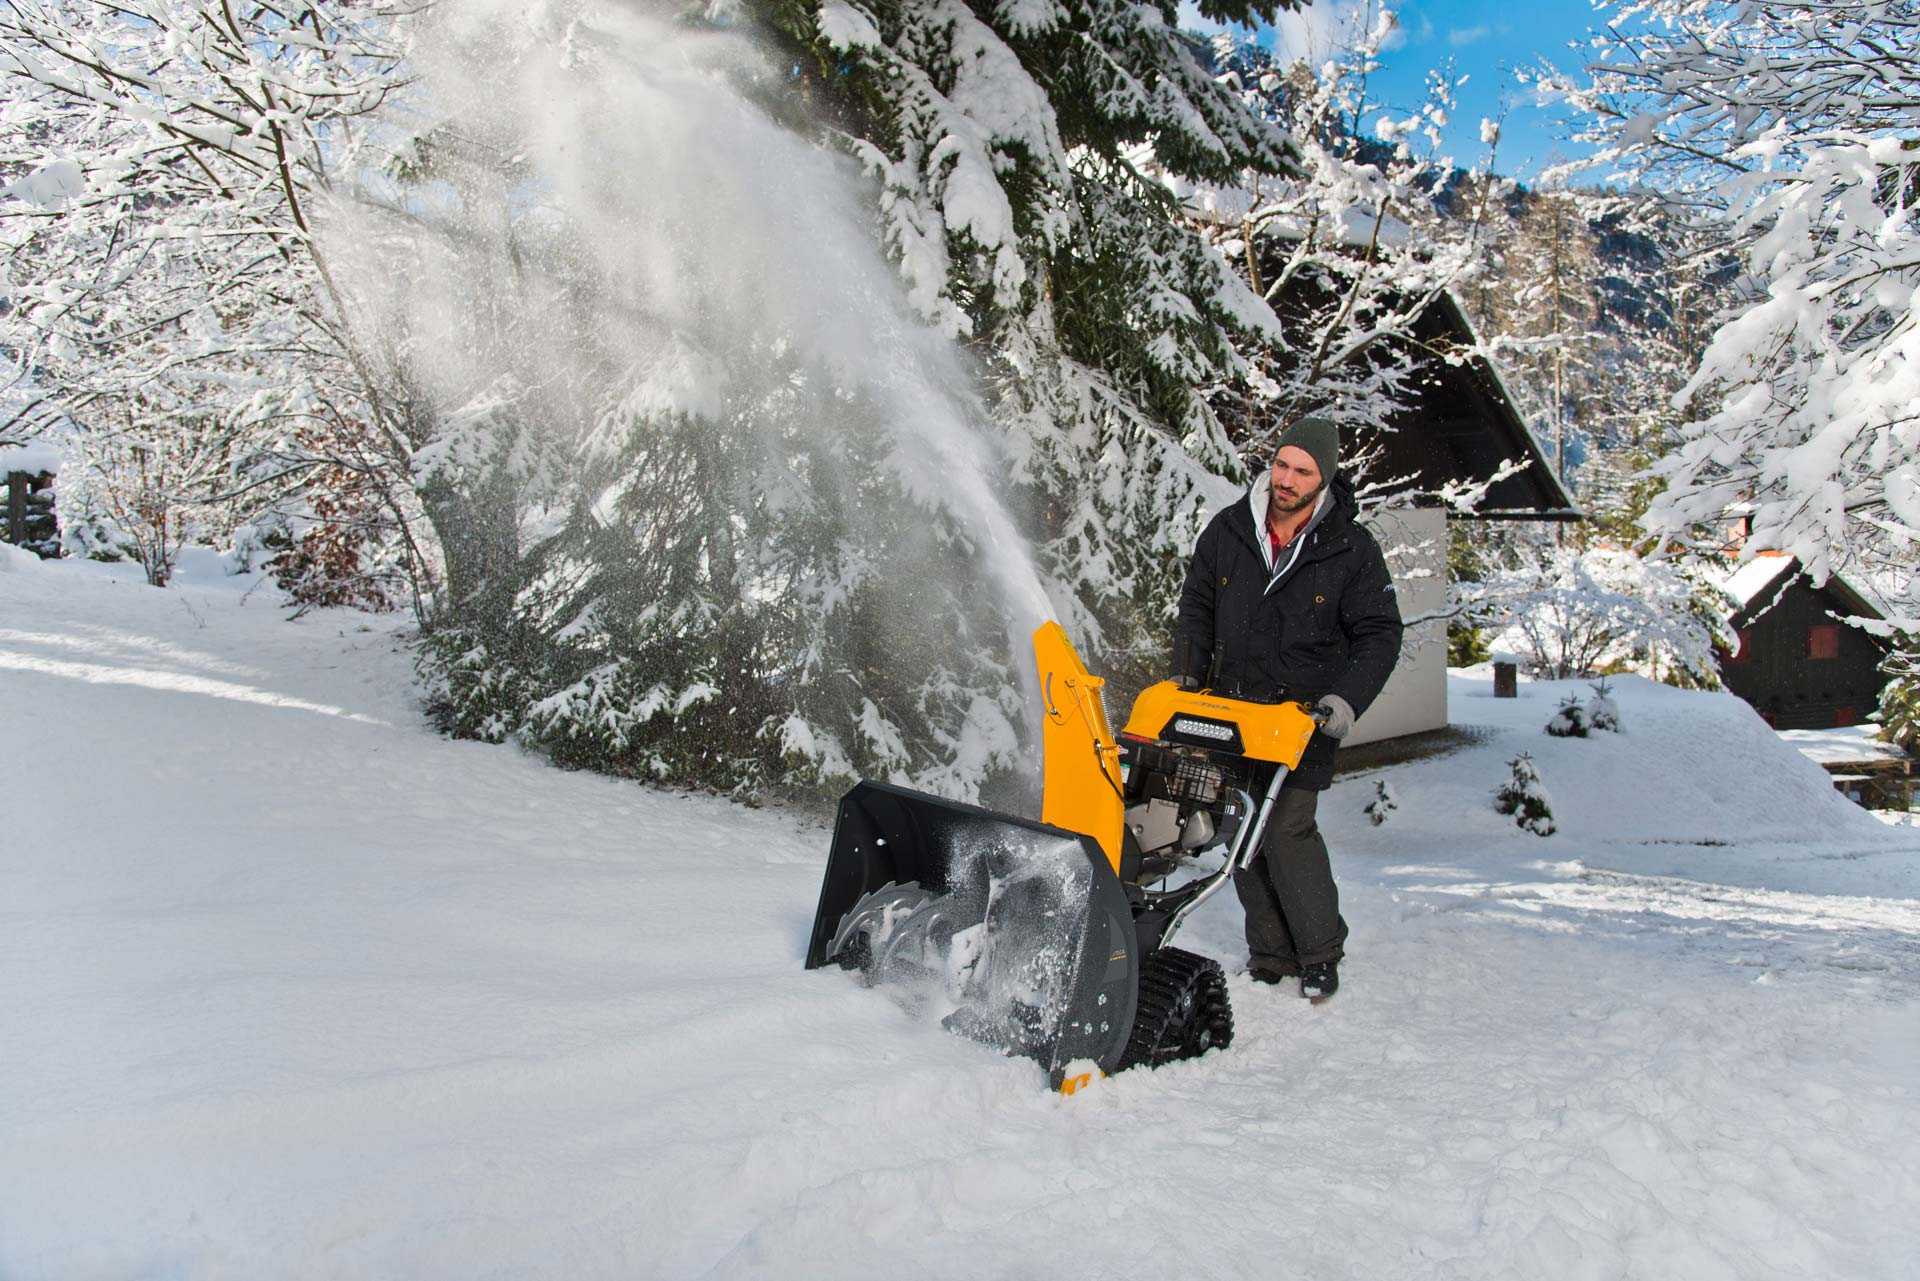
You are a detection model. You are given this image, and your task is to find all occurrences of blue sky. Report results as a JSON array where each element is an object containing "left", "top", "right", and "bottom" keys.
[{"left": 1185, "top": 0, "right": 1608, "bottom": 181}]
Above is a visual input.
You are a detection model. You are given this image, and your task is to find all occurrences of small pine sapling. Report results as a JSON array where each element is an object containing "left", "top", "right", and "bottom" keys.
[
  {"left": 1586, "top": 679, "right": 1621, "bottom": 733},
  {"left": 1494, "top": 753, "right": 1556, "bottom": 836},
  {"left": 1365, "top": 779, "right": 1398, "bottom": 826},
  {"left": 1545, "top": 694, "right": 1590, "bottom": 738}
]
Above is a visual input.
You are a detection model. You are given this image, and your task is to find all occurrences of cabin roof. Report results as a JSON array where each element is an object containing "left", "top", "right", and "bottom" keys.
[
  {"left": 1165, "top": 182, "right": 1580, "bottom": 519},
  {"left": 1718, "top": 555, "right": 1890, "bottom": 624},
  {"left": 1417, "top": 292, "right": 1580, "bottom": 520}
]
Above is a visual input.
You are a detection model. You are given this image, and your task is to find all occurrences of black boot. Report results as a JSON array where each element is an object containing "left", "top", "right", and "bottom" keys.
[
  {"left": 1248, "top": 959, "right": 1299, "bottom": 985},
  {"left": 1300, "top": 961, "right": 1338, "bottom": 1003}
]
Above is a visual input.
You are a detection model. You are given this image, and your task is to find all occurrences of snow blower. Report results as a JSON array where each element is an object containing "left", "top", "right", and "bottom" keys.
[{"left": 804, "top": 622, "right": 1321, "bottom": 1091}]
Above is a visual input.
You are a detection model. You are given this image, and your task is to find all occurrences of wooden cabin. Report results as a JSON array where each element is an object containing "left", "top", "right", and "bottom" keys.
[{"left": 1718, "top": 556, "right": 1892, "bottom": 729}]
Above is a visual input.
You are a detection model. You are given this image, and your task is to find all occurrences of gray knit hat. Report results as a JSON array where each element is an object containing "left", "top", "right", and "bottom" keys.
[{"left": 1274, "top": 415, "right": 1340, "bottom": 482}]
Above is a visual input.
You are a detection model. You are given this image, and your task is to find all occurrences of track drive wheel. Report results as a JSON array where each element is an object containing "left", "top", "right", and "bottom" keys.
[{"left": 1117, "top": 946, "right": 1233, "bottom": 1070}]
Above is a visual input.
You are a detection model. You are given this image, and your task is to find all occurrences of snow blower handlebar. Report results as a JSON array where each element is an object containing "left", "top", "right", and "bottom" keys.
[{"left": 1155, "top": 763, "right": 1288, "bottom": 951}]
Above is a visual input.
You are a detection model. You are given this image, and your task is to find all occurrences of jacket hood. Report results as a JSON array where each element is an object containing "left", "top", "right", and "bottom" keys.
[{"left": 1234, "top": 469, "right": 1361, "bottom": 558}]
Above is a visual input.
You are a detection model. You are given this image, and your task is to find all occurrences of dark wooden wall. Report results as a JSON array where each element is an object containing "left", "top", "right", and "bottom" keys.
[{"left": 4, "top": 471, "right": 60, "bottom": 559}]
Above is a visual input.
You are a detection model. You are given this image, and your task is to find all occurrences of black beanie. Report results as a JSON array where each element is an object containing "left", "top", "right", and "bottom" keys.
[{"left": 1274, "top": 415, "right": 1340, "bottom": 483}]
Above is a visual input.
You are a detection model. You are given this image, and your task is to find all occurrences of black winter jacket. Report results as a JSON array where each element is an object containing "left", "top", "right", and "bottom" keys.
[{"left": 1175, "top": 473, "right": 1404, "bottom": 790}]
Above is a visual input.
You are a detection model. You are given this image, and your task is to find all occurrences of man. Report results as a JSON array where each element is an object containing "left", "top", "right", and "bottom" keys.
[{"left": 1174, "top": 416, "right": 1403, "bottom": 1002}]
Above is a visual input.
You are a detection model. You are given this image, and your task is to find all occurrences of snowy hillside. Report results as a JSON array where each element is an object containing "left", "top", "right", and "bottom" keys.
[{"left": 3, "top": 553, "right": 1917, "bottom": 1279}]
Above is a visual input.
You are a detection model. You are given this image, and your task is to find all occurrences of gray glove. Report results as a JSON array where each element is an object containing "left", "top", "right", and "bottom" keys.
[{"left": 1314, "top": 694, "right": 1356, "bottom": 740}]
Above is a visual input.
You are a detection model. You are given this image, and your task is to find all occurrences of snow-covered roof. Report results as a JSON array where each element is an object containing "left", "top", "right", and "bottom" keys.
[
  {"left": 1719, "top": 555, "right": 1797, "bottom": 610},
  {"left": 1147, "top": 155, "right": 1413, "bottom": 250},
  {"left": 1195, "top": 193, "right": 1415, "bottom": 251},
  {"left": 1431, "top": 294, "right": 1579, "bottom": 520},
  {"left": 1716, "top": 554, "right": 1890, "bottom": 621},
  {"left": 1263, "top": 206, "right": 1414, "bottom": 250},
  {"left": 0, "top": 440, "right": 62, "bottom": 476}
]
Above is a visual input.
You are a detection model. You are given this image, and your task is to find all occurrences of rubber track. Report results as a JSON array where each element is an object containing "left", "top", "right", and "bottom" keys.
[{"left": 1118, "top": 945, "right": 1233, "bottom": 1070}]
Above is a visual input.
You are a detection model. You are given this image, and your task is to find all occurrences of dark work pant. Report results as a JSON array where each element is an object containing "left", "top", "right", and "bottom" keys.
[{"left": 1233, "top": 784, "right": 1348, "bottom": 971}]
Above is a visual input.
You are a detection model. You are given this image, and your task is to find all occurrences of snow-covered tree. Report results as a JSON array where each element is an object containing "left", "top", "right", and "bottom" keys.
[
  {"left": 1552, "top": 0, "right": 1920, "bottom": 642},
  {"left": 1586, "top": 678, "right": 1621, "bottom": 732},
  {"left": 0, "top": 0, "right": 424, "bottom": 604},
  {"left": 1364, "top": 778, "right": 1396, "bottom": 825},
  {"left": 1489, "top": 185, "right": 1604, "bottom": 485},
  {"left": 1494, "top": 752, "right": 1556, "bottom": 836},
  {"left": 1470, "top": 543, "right": 1733, "bottom": 683},
  {"left": 357, "top": 0, "right": 1333, "bottom": 801},
  {"left": 1545, "top": 694, "right": 1590, "bottom": 738},
  {"left": 1568, "top": 196, "right": 1738, "bottom": 538},
  {"left": 1541, "top": 680, "right": 1620, "bottom": 737},
  {"left": 1191, "top": 26, "right": 1508, "bottom": 480}
]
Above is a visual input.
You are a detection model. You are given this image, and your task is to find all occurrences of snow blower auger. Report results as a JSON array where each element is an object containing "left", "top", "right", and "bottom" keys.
[{"left": 804, "top": 621, "right": 1321, "bottom": 1092}]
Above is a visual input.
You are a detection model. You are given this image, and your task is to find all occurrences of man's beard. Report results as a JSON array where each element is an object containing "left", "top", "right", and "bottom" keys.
[{"left": 1272, "top": 480, "right": 1321, "bottom": 515}]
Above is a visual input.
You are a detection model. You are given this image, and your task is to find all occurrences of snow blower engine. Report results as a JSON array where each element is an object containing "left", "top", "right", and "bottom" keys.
[{"left": 804, "top": 622, "right": 1322, "bottom": 1091}]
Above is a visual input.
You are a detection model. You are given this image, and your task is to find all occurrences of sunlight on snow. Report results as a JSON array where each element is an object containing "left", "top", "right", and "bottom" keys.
[{"left": 0, "top": 650, "right": 389, "bottom": 726}]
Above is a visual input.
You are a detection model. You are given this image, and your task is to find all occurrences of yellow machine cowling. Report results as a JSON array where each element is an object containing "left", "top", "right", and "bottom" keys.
[
  {"left": 1032, "top": 623, "right": 1321, "bottom": 878},
  {"left": 1121, "top": 682, "right": 1319, "bottom": 766},
  {"left": 1033, "top": 622, "right": 1127, "bottom": 872}
]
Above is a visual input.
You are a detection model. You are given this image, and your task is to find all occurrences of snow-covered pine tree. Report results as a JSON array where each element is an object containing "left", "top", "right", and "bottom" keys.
[
  {"left": 1494, "top": 752, "right": 1556, "bottom": 836},
  {"left": 1556, "top": 0, "right": 1920, "bottom": 646},
  {"left": 1586, "top": 679, "right": 1621, "bottom": 733},
  {"left": 1545, "top": 695, "right": 1590, "bottom": 738},
  {"left": 384, "top": 0, "right": 1319, "bottom": 801},
  {"left": 1569, "top": 197, "right": 1735, "bottom": 540},
  {"left": 407, "top": 0, "right": 1316, "bottom": 799},
  {"left": 1486, "top": 185, "right": 1603, "bottom": 488},
  {"left": 1364, "top": 778, "right": 1397, "bottom": 825}
]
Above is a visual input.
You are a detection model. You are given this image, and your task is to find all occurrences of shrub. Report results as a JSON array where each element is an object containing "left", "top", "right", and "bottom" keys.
[
  {"left": 1494, "top": 753, "right": 1556, "bottom": 836},
  {"left": 1364, "top": 779, "right": 1398, "bottom": 826},
  {"left": 1545, "top": 695, "right": 1590, "bottom": 738}
]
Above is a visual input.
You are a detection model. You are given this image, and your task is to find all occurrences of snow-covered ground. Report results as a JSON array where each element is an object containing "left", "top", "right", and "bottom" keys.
[
  {"left": 4, "top": 551, "right": 1918, "bottom": 1279},
  {"left": 1780, "top": 722, "right": 1913, "bottom": 769}
]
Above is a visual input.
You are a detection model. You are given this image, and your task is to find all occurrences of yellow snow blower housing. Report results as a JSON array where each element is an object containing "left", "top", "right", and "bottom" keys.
[
  {"left": 1033, "top": 621, "right": 1127, "bottom": 871},
  {"left": 806, "top": 621, "right": 1325, "bottom": 1087},
  {"left": 1121, "top": 681, "right": 1320, "bottom": 766}
]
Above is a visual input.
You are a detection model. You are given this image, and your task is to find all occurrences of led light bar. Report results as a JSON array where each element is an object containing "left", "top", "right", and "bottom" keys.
[{"left": 1171, "top": 717, "right": 1234, "bottom": 742}]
